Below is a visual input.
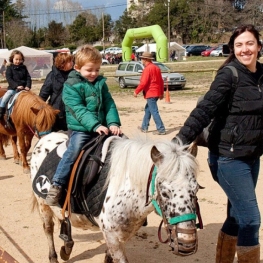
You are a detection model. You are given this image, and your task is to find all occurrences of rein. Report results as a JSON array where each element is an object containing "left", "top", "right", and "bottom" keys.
[{"left": 27, "top": 124, "right": 51, "bottom": 139}]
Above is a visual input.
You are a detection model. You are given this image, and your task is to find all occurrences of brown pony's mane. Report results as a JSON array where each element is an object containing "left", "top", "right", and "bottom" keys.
[{"left": 12, "top": 91, "right": 58, "bottom": 131}]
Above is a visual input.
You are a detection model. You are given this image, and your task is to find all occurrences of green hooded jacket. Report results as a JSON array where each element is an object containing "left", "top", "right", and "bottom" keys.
[{"left": 62, "top": 70, "right": 121, "bottom": 132}]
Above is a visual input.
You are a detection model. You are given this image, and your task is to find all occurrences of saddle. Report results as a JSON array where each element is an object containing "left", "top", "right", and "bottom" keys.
[
  {"left": 0, "top": 91, "right": 24, "bottom": 129},
  {"left": 32, "top": 134, "right": 119, "bottom": 223}
]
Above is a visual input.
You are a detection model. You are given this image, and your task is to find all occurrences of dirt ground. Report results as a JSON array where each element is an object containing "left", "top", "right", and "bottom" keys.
[{"left": 1, "top": 87, "right": 263, "bottom": 263}]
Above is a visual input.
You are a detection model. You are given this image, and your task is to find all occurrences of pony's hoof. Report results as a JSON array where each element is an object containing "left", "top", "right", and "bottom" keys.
[
  {"left": 14, "top": 159, "right": 19, "bottom": 164},
  {"left": 60, "top": 246, "right": 71, "bottom": 261},
  {"left": 104, "top": 251, "right": 113, "bottom": 263},
  {"left": 0, "top": 155, "right": 6, "bottom": 160},
  {"left": 23, "top": 167, "right": 30, "bottom": 174}
]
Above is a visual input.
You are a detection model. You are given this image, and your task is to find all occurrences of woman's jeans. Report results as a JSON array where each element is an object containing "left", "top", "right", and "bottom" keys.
[
  {"left": 208, "top": 152, "right": 260, "bottom": 246},
  {"left": 142, "top": 97, "right": 165, "bottom": 132},
  {"left": 0, "top": 90, "right": 16, "bottom": 107},
  {"left": 52, "top": 131, "right": 93, "bottom": 186}
]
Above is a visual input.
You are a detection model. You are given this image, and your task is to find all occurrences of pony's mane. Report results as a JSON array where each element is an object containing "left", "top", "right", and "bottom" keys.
[
  {"left": 13, "top": 91, "right": 57, "bottom": 131},
  {"left": 106, "top": 137, "right": 198, "bottom": 197}
]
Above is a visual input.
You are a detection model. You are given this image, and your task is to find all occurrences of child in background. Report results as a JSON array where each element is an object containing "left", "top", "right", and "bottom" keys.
[
  {"left": 0, "top": 50, "right": 31, "bottom": 119},
  {"left": 46, "top": 45, "right": 122, "bottom": 206}
]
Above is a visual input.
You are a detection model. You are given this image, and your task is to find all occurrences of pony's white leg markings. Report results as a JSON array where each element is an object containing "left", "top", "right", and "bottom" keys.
[
  {"left": 36, "top": 197, "right": 59, "bottom": 263},
  {"left": 103, "top": 231, "right": 129, "bottom": 263}
]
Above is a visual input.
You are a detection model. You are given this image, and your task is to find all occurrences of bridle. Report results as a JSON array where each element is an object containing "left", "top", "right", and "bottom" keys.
[
  {"left": 26, "top": 105, "right": 52, "bottom": 139},
  {"left": 146, "top": 165, "right": 203, "bottom": 256},
  {"left": 27, "top": 124, "right": 51, "bottom": 139}
]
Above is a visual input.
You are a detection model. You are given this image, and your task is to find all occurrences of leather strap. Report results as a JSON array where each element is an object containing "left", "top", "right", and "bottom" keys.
[{"left": 61, "top": 150, "right": 84, "bottom": 219}]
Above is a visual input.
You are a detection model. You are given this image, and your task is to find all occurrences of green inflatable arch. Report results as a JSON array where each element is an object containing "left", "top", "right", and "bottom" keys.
[{"left": 122, "top": 25, "right": 168, "bottom": 62}]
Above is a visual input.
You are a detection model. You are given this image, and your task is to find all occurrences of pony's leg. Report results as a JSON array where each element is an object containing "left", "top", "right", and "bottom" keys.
[
  {"left": 0, "top": 136, "right": 6, "bottom": 160},
  {"left": 35, "top": 197, "right": 59, "bottom": 263},
  {"left": 10, "top": 136, "right": 20, "bottom": 164},
  {"left": 103, "top": 232, "right": 129, "bottom": 263},
  {"left": 17, "top": 132, "right": 33, "bottom": 173}
]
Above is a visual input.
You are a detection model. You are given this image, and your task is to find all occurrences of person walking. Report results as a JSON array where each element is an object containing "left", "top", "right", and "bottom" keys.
[
  {"left": 173, "top": 24, "right": 263, "bottom": 263},
  {"left": 0, "top": 50, "right": 31, "bottom": 119},
  {"left": 133, "top": 52, "right": 166, "bottom": 135},
  {"left": 45, "top": 45, "right": 122, "bottom": 206},
  {"left": 39, "top": 52, "right": 74, "bottom": 131}
]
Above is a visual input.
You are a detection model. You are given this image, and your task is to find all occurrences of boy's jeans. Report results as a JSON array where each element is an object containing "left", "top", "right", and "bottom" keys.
[{"left": 52, "top": 131, "right": 93, "bottom": 186}]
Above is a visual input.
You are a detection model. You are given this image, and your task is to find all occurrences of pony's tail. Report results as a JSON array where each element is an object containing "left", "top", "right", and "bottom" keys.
[{"left": 0, "top": 134, "right": 10, "bottom": 147}]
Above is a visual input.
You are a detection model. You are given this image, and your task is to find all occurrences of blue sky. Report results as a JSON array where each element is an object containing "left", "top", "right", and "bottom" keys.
[
  {"left": 20, "top": 0, "right": 127, "bottom": 28},
  {"left": 74, "top": 0, "right": 127, "bottom": 21}
]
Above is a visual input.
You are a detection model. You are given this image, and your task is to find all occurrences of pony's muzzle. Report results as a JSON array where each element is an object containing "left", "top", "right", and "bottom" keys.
[{"left": 169, "top": 223, "right": 198, "bottom": 256}]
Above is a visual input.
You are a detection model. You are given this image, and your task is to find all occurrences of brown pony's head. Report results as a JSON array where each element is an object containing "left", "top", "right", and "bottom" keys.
[{"left": 12, "top": 91, "right": 59, "bottom": 135}]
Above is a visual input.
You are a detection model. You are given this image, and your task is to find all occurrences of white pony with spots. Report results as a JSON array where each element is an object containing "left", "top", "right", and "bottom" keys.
[{"left": 30, "top": 132, "right": 200, "bottom": 263}]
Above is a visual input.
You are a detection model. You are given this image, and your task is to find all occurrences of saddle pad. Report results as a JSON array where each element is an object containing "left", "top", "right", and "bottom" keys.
[{"left": 32, "top": 146, "right": 61, "bottom": 199}]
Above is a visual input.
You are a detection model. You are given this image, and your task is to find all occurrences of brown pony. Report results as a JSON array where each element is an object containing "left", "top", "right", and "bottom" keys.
[{"left": 0, "top": 89, "right": 59, "bottom": 173}]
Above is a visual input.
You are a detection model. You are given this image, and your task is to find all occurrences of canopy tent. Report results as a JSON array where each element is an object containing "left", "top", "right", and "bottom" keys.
[
  {"left": 136, "top": 42, "right": 186, "bottom": 60},
  {"left": 0, "top": 46, "right": 53, "bottom": 78}
]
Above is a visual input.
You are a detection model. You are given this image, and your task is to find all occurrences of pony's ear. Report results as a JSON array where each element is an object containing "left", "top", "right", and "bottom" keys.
[
  {"left": 30, "top": 107, "right": 40, "bottom": 115},
  {"left": 54, "top": 109, "right": 60, "bottom": 115},
  {"left": 151, "top": 146, "right": 164, "bottom": 165},
  {"left": 188, "top": 142, "right": 198, "bottom": 157}
]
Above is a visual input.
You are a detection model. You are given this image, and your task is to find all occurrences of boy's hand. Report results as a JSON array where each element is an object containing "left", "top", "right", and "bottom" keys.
[
  {"left": 109, "top": 126, "right": 122, "bottom": 136},
  {"left": 96, "top": 125, "right": 109, "bottom": 135},
  {"left": 25, "top": 87, "right": 30, "bottom": 91}
]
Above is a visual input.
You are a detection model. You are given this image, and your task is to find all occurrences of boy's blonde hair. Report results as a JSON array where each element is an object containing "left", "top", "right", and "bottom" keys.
[{"left": 74, "top": 45, "right": 102, "bottom": 68}]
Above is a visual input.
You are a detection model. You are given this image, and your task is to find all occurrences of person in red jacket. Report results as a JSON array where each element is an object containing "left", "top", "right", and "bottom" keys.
[{"left": 133, "top": 52, "right": 166, "bottom": 135}]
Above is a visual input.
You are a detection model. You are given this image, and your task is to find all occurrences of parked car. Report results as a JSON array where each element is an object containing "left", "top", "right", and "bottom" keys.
[
  {"left": 222, "top": 44, "right": 230, "bottom": 56},
  {"left": 186, "top": 45, "right": 211, "bottom": 56},
  {"left": 102, "top": 59, "right": 110, "bottom": 65},
  {"left": 210, "top": 46, "right": 223, "bottom": 57},
  {"left": 201, "top": 46, "right": 218, "bottom": 56},
  {"left": 100, "top": 47, "right": 122, "bottom": 54},
  {"left": 115, "top": 61, "right": 186, "bottom": 89}
]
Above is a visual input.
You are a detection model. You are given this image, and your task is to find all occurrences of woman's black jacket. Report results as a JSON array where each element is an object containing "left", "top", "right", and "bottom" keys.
[
  {"left": 39, "top": 66, "right": 72, "bottom": 131},
  {"left": 6, "top": 64, "right": 32, "bottom": 90},
  {"left": 177, "top": 59, "right": 263, "bottom": 159}
]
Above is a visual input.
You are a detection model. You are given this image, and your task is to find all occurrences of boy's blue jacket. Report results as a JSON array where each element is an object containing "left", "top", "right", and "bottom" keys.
[{"left": 63, "top": 70, "right": 121, "bottom": 132}]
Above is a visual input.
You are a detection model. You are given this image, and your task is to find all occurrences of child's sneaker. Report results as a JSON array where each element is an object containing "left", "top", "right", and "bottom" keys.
[{"left": 45, "top": 185, "right": 62, "bottom": 206}]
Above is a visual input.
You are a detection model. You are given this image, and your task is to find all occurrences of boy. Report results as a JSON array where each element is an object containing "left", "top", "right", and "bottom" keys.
[{"left": 46, "top": 45, "right": 122, "bottom": 206}]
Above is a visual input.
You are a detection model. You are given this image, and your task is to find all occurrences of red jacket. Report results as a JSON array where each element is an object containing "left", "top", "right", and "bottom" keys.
[{"left": 135, "top": 62, "right": 164, "bottom": 98}]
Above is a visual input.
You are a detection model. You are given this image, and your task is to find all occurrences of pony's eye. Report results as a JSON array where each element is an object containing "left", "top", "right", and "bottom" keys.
[{"left": 161, "top": 191, "right": 169, "bottom": 199}]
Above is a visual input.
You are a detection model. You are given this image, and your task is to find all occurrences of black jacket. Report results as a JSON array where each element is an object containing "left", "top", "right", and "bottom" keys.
[
  {"left": 6, "top": 64, "right": 32, "bottom": 90},
  {"left": 177, "top": 59, "right": 263, "bottom": 159},
  {"left": 39, "top": 66, "right": 72, "bottom": 131}
]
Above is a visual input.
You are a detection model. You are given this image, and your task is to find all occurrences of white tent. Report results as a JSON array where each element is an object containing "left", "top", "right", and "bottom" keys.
[
  {"left": 0, "top": 46, "right": 53, "bottom": 78},
  {"left": 136, "top": 42, "right": 186, "bottom": 60}
]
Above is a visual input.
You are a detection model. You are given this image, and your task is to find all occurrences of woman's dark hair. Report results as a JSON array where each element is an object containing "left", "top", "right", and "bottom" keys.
[
  {"left": 219, "top": 24, "right": 261, "bottom": 69},
  {"left": 9, "top": 50, "right": 25, "bottom": 63}
]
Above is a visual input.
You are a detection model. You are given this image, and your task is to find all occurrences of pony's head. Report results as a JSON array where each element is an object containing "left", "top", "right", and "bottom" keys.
[
  {"left": 151, "top": 140, "right": 199, "bottom": 256},
  {"left": 12, "top": 91, "right": 59, "bottom": 137}
]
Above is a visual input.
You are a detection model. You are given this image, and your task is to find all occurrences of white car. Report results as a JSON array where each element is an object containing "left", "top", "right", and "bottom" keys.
[
  {"left": 101, "top": 47, "right": 122, "bottom": 54},
  {"left": 115, "top": 61, "right": 186, "bottom": 89},
  {"left": 210, "top": 47, "right": 223, "bottom": 57},
  {"left": 102, "top": 59, "right": 110, "bottom": 65}
]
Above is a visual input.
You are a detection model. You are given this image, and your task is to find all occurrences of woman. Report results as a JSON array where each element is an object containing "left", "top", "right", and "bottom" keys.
[
  {"left": 174, "top": 24, "right": 263, "bottom": 262},
  {"left": 39, "top": 52, "right": 73, "bottom": 131}
]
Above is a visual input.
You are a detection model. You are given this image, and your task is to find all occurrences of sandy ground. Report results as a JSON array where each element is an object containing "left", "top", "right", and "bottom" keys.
[{"left": 1, "top": 90, "right": 263, "bottom": 263}]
